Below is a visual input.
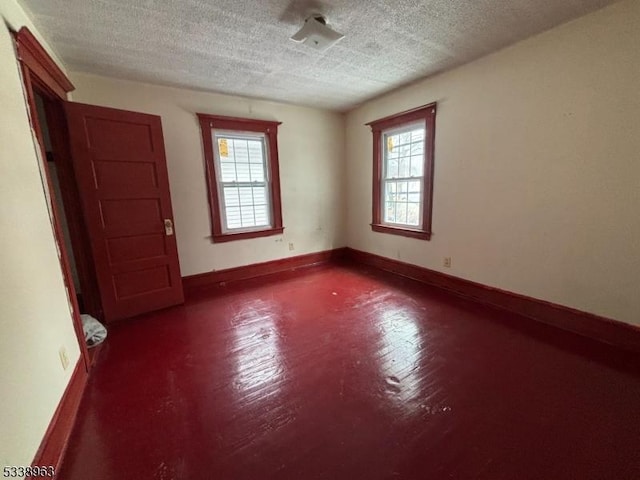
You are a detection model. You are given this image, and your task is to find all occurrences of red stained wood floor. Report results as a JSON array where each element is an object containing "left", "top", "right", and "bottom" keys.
[{"left": 58, "top": 264, "right": 640, "bottom": 480}]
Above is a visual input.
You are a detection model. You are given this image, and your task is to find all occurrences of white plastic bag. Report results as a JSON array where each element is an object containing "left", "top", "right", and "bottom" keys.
[{"left": 80, "top": 314, "right": 107, "bottom": 347}]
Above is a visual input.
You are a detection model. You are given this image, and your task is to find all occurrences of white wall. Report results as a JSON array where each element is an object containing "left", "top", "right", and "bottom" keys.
[
  {"left": 0, "top": 0, "right": 81, "bottom": 469},
  {"left": 346, "top": 0, "right": 640, "bottom": 326},
  {"left": 70, "top": 73, "right": 347, "bottom": 276}
]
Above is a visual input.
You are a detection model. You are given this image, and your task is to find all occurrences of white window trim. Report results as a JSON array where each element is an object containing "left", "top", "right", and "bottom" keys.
[
  {"left": 211, "top": 129, "right": 274, "bottom": 234},
  {"left": 380, "top": 121, "right": 426, "bottom": 230}
]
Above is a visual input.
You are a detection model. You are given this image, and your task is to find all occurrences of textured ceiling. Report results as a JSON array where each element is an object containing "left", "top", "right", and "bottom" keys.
[{"left": 19, "top": 0, "right": 616, "bottom": 111}]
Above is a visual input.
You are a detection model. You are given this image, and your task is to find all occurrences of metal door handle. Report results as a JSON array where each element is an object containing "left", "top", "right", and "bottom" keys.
[{"left": 164, "top": 219, "right": 174, "bottom": 236}]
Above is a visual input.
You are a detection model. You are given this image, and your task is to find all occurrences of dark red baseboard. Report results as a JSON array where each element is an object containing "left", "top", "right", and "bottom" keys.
[
  {"left": 30, "top": 360, "right": 87, "bottom": 479},
  {"left": 344, "top": 247, "right": 640, "bottom": 353},
  {"left": 181, "top": 246, "right": 639, "bottom": 352},
  {"left": 183, "top": 247, "right": 348, "bottom": 292}
]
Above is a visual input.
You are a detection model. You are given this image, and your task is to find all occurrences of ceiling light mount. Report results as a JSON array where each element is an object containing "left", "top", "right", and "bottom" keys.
[
  {"left": 311, "top": 14, "right": 327, "bottom": 25},
  {"left": 290, "top": 14, "right": 344, "bottom": 51}
]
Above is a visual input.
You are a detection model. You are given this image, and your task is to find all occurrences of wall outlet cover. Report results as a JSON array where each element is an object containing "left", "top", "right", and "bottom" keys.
[{"left": 59, "top": 346, "right": 70, "bottom": 370}]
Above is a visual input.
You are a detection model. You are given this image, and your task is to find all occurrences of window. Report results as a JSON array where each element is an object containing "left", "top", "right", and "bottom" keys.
[
  {"left": 197, "top": 114, "right": 284, "bottom": 242},
  {"left": 367, "top": 103, "right": 436, "bottom": 240}
]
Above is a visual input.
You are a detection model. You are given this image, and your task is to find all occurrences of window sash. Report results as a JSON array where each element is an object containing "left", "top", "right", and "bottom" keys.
[
  {"left": 381, "top": 123, "right": 425, "bottom": 229},
  {"left": 212, "top": 130, "right": 273, "bottom": 233},
  {"left": 382, "top": 178, "right": 424, "bottom": 227}
]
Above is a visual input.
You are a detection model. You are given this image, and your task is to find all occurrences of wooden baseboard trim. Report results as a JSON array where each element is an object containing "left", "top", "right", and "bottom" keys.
[
  {"left": 30, "top": 359, "right": 87, "bottom": 479},
  {"left": 183, "top": 247, "right": 348, "bottom": 292},
  {"left": 344, "top": 247, "right": 640, "bottom": 353}
]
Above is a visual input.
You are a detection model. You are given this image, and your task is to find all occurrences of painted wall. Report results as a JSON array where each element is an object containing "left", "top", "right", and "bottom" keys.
[
  {"left": 0, "top": 0, "right": 81, "bottom": 469},
  {"left": 345, "top": 0, "right": 640, "bottom": 326},
  {"left": 70, "top": 73, "right": 347, "bottom": 276}
]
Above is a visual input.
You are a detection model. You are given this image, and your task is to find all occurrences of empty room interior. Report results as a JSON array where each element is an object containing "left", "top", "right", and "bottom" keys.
[{"left": 1, "top": 0, "right": 640, "bottom": 478}]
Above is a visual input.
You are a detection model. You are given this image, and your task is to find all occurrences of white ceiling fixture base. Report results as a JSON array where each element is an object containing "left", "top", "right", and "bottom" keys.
[{"left": 290, "top": 15, "right": 344, "bottom": 51}]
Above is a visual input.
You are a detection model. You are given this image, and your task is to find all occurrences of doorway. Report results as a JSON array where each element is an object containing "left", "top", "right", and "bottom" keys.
[
  {"left": 32, "top": 89, "right": 103, "bottom": 322},
  {"left": 15, "top": 27, "right": 184, "bottom": 364},
  {"left": 26, "top": 81, "right": 104, "bottom": 369},
  {"left": 15, "top": 31, "right": 92, "bottom": 370}
]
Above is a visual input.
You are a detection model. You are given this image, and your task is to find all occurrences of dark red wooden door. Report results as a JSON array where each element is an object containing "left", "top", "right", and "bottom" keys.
[{"left": 64, "top": 102, "right": 184, "bottom": 322}]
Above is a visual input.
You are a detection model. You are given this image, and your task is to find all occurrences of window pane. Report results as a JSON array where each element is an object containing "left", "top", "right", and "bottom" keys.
[
  {"left": 385, "top": 180, "right": 393, "bottom": 195},
  {"left": 226, "top": 206, "right": 242, "bottom": 229},
  {"left": 225, "top": 138, "right": 235, "bottom": 157},
  {"left": 385, "top": 186, "right": 396, "bottom": 203},
  {"left": 410, "top": 141, "right": 424, "bottom": 156},
  {"left": 220, "top": 162, "right": 237, "bottom": 182},
  {"left": 250, "top": 163, "right": 265, "bottom": 182},
  {"left": 384, "top": 202, "right": 396, "bottom": 223},
  {"left": 218, "top": 138, "right": 230, "bottom": 158},
  {"left": 252, "top": 186, "right": 267, "bottom": 205},
  {"left": 386, "top": 133, "right": 399, "bottom": 154},
  {"left": 238, "top": 186, "right": 253, "bottom": 205},
  {"left": 397, "top": 203, "right": 408, "bottom": 223},
  {"left": 407, "top": 203, "right": 420, "bottom": 226},
  {"left": 236, "top": 163, "right": 251, "bottom": 182},
  {"left": 386, "top": 158, "right": 399, "bottom": 179},
  {"left": 398, "top": 131, "right": 411, "bottom": 144},
  {"left": 386, "top": 133, "right": 398, "bottom": 161},
  {"left": 409, "top": 181, "right": 421, "bottom": 193},
  {"left": 247, "top": 140, "right": 263, "bottom": 163},
  {"left": 409, "top": 155, "right": 423, "bottom": 177},
  {"left": 233, "top": 139, "right": 249, "bottom": 162},
  {"left": 223, "top": 186, "right": 240, "bottom": 206},
  {"left": 397, "top": 143, "right": 411, "bottom": 158},
  {"left": 398, "top": 156, "right": 410, "bottom": 178},
  {"left": 411, "top": 129, "right": 424, "bottom": 142},
  {"left": 254, "top": 205, "right": 269, "bottom": 226},
  {"left": 240, "top": 205, "right": 255, "bottom": 225}
]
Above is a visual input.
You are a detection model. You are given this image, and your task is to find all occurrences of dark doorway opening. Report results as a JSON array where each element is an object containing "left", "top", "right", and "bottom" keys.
[{"left": 29, "top": 83, "right": 104, "bottom": 367}]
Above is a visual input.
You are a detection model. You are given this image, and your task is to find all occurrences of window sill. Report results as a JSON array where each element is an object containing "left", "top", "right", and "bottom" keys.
[
  {"left": 212, "top": 227, "right": 284, "bottom": 243},
  {"left": 371, "top": 223, "right": 431, "bottom": 241}
]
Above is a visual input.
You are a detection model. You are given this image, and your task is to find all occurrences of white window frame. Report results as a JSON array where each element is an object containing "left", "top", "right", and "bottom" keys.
[
  {"left": 380, "top": 121, "right": 426, "bottom": 229},
  {"left": 211, "top": 129, "right": 273, "bottom": 234}
]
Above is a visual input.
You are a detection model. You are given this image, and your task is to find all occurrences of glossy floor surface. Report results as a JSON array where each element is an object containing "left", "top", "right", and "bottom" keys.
[{"left": 59, "top": 264, "right": 640, "bottom": 480}]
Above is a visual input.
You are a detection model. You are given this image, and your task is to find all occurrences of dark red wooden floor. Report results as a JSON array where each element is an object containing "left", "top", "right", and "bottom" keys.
[{"left": 58, "top": 264, "right": 640, "bottom": 480}]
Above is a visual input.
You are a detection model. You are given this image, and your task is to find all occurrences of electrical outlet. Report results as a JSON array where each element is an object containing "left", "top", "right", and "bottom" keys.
[
  {"left": 443, "top": 257, "right": 452, "bottom": 268},
  {"left": 59, "top": 346, "right": 69, "bottom": 371},
  {"left": 288, "top": 242, "right": 294, "bottom": 251}
]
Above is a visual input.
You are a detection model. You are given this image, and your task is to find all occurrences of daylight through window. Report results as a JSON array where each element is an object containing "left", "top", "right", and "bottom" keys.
[
  {"left": 367, "top": 103, "right": 436, "bottom": 241},
  {"left": 197, "top": 114, "right": 284, "bottom": 243}
]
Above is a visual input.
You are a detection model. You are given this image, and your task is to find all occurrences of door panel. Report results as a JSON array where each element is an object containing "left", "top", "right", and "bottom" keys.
[{"left": 65, "top": 102, "right": 184, "bottom": 321}]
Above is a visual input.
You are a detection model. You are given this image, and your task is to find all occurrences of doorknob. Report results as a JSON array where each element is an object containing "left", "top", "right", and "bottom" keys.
[{"left": 164, "top": 219, "right": 174, "bottom": 236}]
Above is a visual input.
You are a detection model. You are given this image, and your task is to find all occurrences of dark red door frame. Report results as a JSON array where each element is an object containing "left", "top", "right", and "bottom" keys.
[{"left": 14, "top": 27, "right": 91, "bottom": 372}]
